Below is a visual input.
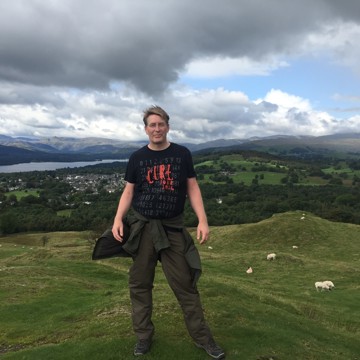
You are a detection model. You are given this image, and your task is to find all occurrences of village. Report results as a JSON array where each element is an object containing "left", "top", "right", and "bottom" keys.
[
  {"left": 62, "top": 173, "right": 125, "bottom": 194},
  {"left": 0, "top": 171, "right": 126, "bottom": 199}
]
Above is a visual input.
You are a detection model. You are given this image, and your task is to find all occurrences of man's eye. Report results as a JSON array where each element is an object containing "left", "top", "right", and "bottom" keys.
[{"left": 149, "top": 123, "right": 165, "bottom": 128}]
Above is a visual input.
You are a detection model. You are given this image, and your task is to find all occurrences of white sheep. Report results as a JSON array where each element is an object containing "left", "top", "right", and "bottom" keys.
[
  {"left": 315, "top": 281, "right": 330, "bottom": 291},
  {"left": 267, "top": 253, "right": 276, "bottom": 260},
  {"left": 246, "top": 267, "right": 253, "bottom": 274},
  {"left": 323, "top": 280, "right": 335, "bottom": 289}
]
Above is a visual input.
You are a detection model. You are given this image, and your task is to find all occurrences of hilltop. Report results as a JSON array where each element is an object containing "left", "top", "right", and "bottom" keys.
[{"left": 1, "top": 211, "right": 359, "bottom": 359}]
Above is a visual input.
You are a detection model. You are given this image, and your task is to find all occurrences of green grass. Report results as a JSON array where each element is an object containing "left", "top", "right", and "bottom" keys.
[
  {"left": 5, "top": 189, "right": 40, "bottom": 200},
  {"left": 1, "top": 211, "right": 359, "bottom": 359},
  {"left": 196, "top": 159, "right": 331, "bottom": 186},
  {"left": 196, "top": 155, "right": 360, "bottom": 187},
  {"left": 57, "top": 209, "right": 72, "bottom": 217},
  {"left": 322, "top": 165, "right": 360, "bottom": 176},
  {"left": 202, "top": 171, "right": 326, "bottom": 186}
]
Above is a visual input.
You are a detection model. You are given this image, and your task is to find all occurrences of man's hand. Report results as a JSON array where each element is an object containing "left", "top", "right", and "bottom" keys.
[
  {"left": 197, "top": 222, "right": 209, "bottom": 245},
  {"left": 111, "top": 182, "right": 134, "bottom": 242},
  {"left": 112, "top": 220, "right": 124, "bottom": 242}
]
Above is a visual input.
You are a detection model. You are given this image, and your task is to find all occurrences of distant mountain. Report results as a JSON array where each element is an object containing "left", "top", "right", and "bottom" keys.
[
  {"left": 0, "top": 133, "right": 359, "bottom": 165},
  {"left": 0, "top": 144, "right": 59, "bottom": 165},
  {"left": 192, "top": 133, "right": 360, "bottom": 158},
  {"left": 0, "top": 135, "right": 145, "bottom": 153},
  {"left": 0, "top": 144, "right": 129, "bottom": 166},
  {"left": 186, "top": 138, "right": 247, "bottom": 151},
  {"left": 0, "top": 136, "right": 144, "bottom": 165}
]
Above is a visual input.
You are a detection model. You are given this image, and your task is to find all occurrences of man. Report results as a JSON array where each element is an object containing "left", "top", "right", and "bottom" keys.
[{"left": 112, "top": 105, "right": 225, "bottom": 359}]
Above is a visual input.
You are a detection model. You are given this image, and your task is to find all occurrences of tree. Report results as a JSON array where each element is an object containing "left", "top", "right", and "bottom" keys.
[{"left": 0, "top": 212, "right": 19, "bottom": 234}]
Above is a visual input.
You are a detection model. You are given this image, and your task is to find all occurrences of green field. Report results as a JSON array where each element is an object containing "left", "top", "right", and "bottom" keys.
[
  {"left": 5, "top": 189, "right": 40, "bottom": 200},
  {"left": 194, "top": 156, "right": 351, "bottom": 186},
  {"left": 56, "top": 209, "right": 72, "bottom": 217},
  {"left": 0, "top": 212, "right": 359, "bottom": 359}
]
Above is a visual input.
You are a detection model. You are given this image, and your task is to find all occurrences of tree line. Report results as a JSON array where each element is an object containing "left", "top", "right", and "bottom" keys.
[
  {"left": 1, "top": 181, "right": 359, "bottom": 235},
  {"left": 1, "top": 152, "right": 360, "bottom": 235}
]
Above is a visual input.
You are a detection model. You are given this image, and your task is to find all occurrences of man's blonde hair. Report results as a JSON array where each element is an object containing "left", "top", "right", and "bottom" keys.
[{"left": 143, "top": 105, "right": 170, "bottom": 126}]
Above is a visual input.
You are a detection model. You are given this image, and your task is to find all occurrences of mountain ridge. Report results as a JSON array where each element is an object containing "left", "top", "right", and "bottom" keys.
[{"left": 1, "top": 132, "right": 359, "bottom": 165}]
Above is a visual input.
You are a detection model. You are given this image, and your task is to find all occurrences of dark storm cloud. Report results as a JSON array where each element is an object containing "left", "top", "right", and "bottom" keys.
[
  {"left": 1, "top": 0, "right": 359, "bottom": 95},
  {"left": 325, "top": 0, "right": 360, "bottom": 21}
]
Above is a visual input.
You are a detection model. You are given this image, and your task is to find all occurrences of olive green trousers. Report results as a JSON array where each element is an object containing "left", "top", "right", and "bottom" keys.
[{"left": 128, "top": 223, "right": 212, "bottom": 344}]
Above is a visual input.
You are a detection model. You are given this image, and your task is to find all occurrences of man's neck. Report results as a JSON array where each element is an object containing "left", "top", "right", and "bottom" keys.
[{"left": 147, "top": 141, "right": 171, "bottom": 151}]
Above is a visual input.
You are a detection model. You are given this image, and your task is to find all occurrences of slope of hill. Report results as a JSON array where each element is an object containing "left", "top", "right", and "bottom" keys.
[
  {"left": 0, "top": 144, "right": 54, "bottom": 165},
  {"left": 1, "top": 211, "right": 359, "bottom": 359}
]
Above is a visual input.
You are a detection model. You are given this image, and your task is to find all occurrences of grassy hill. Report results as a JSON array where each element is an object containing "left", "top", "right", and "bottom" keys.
[{"left": 0, "top": 211, "right": 359, "bottom": 359}]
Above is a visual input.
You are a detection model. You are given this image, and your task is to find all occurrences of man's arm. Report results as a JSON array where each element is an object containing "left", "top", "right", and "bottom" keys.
[
  {"left": 112, "top": 182, "right": 135, "bottom": 242},
  {"left": 186, "top": 177, "right": 209, "bottom": 244}
]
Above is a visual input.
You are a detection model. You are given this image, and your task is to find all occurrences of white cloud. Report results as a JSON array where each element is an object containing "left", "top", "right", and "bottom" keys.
[
  {"left": 0, "top": 1, "right": 359, "bottom": 143},
  {"left": 260, "top": 89, "right": 312, "bottom": 111},
  {"left": 0, "top": 84, "right": 358, "bottom": 143},
  {"left": 253, "top": 89, "right": 346, "bottom": 137}
]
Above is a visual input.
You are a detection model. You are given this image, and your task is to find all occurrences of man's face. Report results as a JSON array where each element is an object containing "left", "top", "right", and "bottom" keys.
[{"left": 145, "top": 114, "right": 169, "bottom": 146}]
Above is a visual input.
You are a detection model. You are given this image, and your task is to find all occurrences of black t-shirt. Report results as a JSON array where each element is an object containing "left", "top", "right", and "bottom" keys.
[{"left": 125, "top": 143, "right": 196, "bottom": 219}]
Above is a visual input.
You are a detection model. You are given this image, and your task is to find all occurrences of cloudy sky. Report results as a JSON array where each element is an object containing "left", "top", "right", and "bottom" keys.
[{"left": 1, "top": 0, "right": 360, "bottom": 144}]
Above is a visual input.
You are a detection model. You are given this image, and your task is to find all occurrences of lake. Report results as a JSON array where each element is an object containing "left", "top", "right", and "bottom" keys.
[{"left": 0, "top": 159, "right": 128, "bottom": 173}]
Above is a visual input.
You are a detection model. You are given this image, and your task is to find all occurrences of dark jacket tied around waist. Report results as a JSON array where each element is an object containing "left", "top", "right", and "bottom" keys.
[{"left": 92, "top": 211, "right": 202, "bottom": 286}]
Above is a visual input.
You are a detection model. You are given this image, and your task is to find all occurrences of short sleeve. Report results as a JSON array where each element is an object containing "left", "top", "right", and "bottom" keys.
[{"left": 124, "top": 153, "right": 137, "bottom": 183}]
